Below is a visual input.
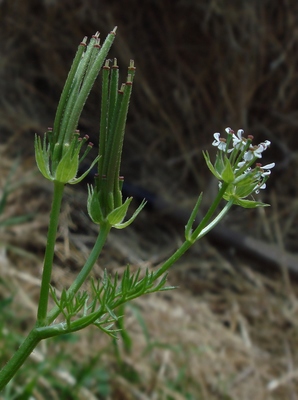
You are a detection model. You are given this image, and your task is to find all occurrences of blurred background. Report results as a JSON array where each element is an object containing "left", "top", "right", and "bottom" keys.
[{"left": 0, "top": 1, "right": 298, "bottom": 399}]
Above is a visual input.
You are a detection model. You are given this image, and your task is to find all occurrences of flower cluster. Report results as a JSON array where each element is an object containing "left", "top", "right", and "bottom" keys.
[{"left": 204, "top": 127, "right": 275, "bottom": 208}]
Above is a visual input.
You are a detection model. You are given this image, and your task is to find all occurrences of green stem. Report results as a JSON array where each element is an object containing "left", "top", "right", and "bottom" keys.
[
  {"left": 191, "top": 182, "right": 229, "bottom": 240},
  {"left": 46, "top": 222, "right": 111, "bottom": 325},
  {"left": 37, "top": 181, "right": 65, "bottom": 326},
  {"left": 152, "top": 240, "right": 193, "bottom": 281},
  {"left": 0, "top": 329, "right": 41, "bottom": 391},
  {"left": 153, "top": 184, "right": 231, "bottom": 281},
  {"left": 194, "top": 199, "right": 234, "bottom": 240}
]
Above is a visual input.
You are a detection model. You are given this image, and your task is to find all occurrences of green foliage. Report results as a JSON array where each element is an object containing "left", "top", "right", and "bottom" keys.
[{"left": 46, "top": 266, "right": 176, "bottom": 340}]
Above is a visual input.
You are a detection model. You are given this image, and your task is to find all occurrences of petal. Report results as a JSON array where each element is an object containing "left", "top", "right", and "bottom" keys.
[
  {"left": 212, "top": 133, "right": 221, "bottom": 146},
  {"left": 213, "top": 132, "right": 220, "bottom": 141},
  {"left": 261, "top": 170, "right": 271, "bottom": 176},
  {"left": 243, "top": 151, "right": 253, "bottom": 161},
  {"left": 232, "top": 134, "right": 240, "bottom": 144},
  {"left": 218, "top": 142, "right": 227, "bottom": 151},
  {"left": 237, "top": 129, "right": 244, "bottom": 139},
  {"left": 225, "top": 127, "right": 234, "bottom": 135},
  {"left": 263, "top": 162, "right": 275, "bottom": 170},
  {"left": 254, "top": 146, "right": 264, "bottom": 158},
  {"left": 262, "top": 140, "right": 271, "bottom": 149}
]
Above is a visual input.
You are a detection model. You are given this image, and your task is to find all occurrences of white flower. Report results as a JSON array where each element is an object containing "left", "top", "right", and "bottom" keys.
[
  {"left": 254, "top": 162, "right": 275, "bottom": 177},
  {"left": 260, "top": 162, "right": 275, "bottom": 176},
  {"left": 232, "top": 129, "right": 246, "bottom": 150},
  {"left": 212, "top": 132, "right": 227, "bottom": 151},
  {"left": 212, "top": 131, "right": 234, "bottom": 153},
  {"left": 260, "top": 140, "right": 271, "bottom": 150},
  {"left": 243, "top": 139, "right": 271, "bottom": 162},
  {"left": 254, "top": 163, "right": 275, "bottom": 193},
  {"left": 243, "top": 145, "right": 264, "bottom": 161}
]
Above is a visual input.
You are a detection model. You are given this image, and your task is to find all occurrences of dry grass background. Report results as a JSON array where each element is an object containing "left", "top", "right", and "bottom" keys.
[{"left": 1, "top": 0, "right": 298, "bottom": 399}]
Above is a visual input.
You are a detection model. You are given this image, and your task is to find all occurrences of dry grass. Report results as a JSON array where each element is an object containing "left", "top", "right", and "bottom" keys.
[{"left": 1, "top": 0, "right": 298, "bottom": 399}]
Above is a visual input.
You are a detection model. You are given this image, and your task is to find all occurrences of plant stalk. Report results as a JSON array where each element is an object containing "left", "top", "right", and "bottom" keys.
[
  {"left": 0, "top": 329, "right": 41, "bottom": 391},
  {"left": 153, "top": 184, "right": 231, "bottom": 281},
  {"left": 191, "top": 182, "right": 229, "bottom": 240},
  {"left": 37, "top": 181, "right": 65, "bottom": 326}
]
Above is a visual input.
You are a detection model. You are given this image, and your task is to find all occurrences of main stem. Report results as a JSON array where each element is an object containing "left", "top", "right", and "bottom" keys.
[
  {"left": 37, "top": 181, "right": 65, "bottom": 326},
  {"left": 0, "top": 329, "right": 41, "bottom": 391}
]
